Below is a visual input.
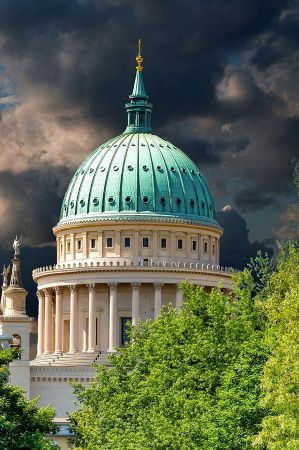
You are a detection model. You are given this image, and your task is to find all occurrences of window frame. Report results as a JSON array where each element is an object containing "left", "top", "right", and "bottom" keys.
[
  {"left": 106, "top": 237, "right": 113, "bottom": 248},
  {"left": 90, "top": 238, "right": 96, "bottom": 250},
  {"left": 77, "top": 239, "right": 82, "bottom": 252},
  {"left": 192, "top": 240, "right": 197, "bottom": 252},
  {"left": 142, "top": 237, "right": 149, "bottom": 248},
  {"left": 124, "top": 237, "right": 131, "bottom": 248},
  {"left": 177, "top": 238, "right": 183, "bottom": 250},
  {"left": 160, "top": 237, "right": 167, "bottom": 249}
]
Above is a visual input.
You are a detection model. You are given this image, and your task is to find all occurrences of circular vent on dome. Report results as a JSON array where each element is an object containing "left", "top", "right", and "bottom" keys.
[
  {"left": 108, "top": 196, "right": 115, "bottom": 205},
  {"left": 160, "top": 197, "right": 166, "bottom": 205}
]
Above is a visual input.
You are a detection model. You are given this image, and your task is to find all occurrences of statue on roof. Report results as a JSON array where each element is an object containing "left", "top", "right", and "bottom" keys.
[
  {"left": 13, "top": 235, "right": 22, "bottom": 257},
  {"left": 2, "top": 264, "right": 10, "bottom": 287}
]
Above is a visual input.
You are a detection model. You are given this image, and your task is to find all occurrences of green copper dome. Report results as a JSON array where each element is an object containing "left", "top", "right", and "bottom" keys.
[{"left": 58, "top": 52, "right": 219, "bottom": 229}]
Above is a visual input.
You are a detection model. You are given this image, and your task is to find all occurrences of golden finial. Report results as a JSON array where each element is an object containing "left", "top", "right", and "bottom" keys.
[{"left": 136, "top": 38, "right": 143, "bottom": 72}]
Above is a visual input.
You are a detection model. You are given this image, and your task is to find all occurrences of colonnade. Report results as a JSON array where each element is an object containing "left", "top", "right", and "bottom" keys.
[{"left": 36, "top": 282, "right": 184, "bottom": 356}]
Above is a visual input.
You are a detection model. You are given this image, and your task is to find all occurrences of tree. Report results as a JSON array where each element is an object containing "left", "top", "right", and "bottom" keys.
[
  {"left": 0, "top": 347, "right": 58, "bottom": 450},
  {"left": 70, "top": 273, "right": 268, "bottom": 450},
  {"left": 253, "top": 246, "right": 299, "bottom": 450}
]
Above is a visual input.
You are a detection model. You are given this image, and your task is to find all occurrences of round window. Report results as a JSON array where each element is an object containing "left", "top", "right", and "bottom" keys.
[
  {"left": 125, "top": 196, "right": 132, "bottom": 204},
  {"left": 108, "top": 196, "right": 115, "bottom": 205},
  {"left": 93, "top": 198, "right": 99, "bottom": 206},
  {"left": 127, "top": 165, "right": 133, "bottom": 171},
  {"left": 176, "top": 198, "right": 181, "bottom": 205},
  {"left": 143, "top": 196, "right": 149, "bottom": 204},
  {"left": 190, "top": 199, "right": 195, "bottom": 207},
  {"left": 80, "top": 199, "right": 85, "bottom": 207},
  {"left": 160, "top": 197, "right": 166, "bottom": 205}
]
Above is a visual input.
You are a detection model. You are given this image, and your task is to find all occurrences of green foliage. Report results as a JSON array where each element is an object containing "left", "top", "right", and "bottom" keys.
[
  {"left": 0, "top": 347, "right": 58, "bottom": 450},
  {"left": 247, "top": 251, "right": 275, "bottom": 295},
  {"left": 70, "top": 275, "right": 268, "bottom": 450},
  {"left": 254, "top": 244, "right": 299, "bottom": 449}
]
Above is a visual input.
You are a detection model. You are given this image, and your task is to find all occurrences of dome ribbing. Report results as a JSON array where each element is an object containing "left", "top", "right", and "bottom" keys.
[{"left": 58, "top": 45, "right": 220, "bottom": 230}]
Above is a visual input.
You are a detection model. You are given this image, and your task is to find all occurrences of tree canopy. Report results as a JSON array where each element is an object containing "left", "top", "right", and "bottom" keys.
[
  {"left": 0, "top": 347, "right": 58, "bottom": 450},
  {"left": 70, "top": 269, "right": 269, "bottom": 450}
]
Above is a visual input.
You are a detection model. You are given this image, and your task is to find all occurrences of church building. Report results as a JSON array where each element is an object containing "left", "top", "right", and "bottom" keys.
[{"left": 0, "top": 42, "right": 232, "bottom": 448}]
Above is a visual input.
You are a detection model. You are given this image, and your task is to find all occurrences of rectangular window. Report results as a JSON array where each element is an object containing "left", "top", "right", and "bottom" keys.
[
  {"left": 177, "top": 239, "right": 183, "bottom": 250},
  {"left": 192, "top": 240, "right": 197, "bottom": 251},
  {"left": 106, "top": 237, "right": 113, "bottom": 248},
  {"left": 142, "top": 237, "right": 149, "bottom": 248},
  {"left": 77, "top": 240, "right": 82, "bottom": 251},
  {"left": 67, "top": 241, "right": 71, "bottom": 253},
  {"left": 204, "top": 242, "right": 208, "bottom": 253},
  {"left": 90, "top": 238, "right": 96, "bottom": 249},
  {"left": 60, "top": 243, "right": 63, "bottom": 254},
  {"left": 212, "top": 244, "right": 215, "bottom": 254},
  {"left": 161, "top": 238, "right": 167, "bottom": 249},
  {"left": 124, "top": 237, "right": 131, "bottom": 248}
]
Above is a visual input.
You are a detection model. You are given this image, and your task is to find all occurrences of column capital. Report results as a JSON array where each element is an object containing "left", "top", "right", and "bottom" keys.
[
  {"left": 131, "top": 282, "right": 141, "bottom": 288},
  {"left": 153, "top": 282, "right": 164, "bottom": 289},
  {"left": 54, "top": 286, "right": 63, "bottom": 295},
  {"left": 87, "top": 283, "right": 96, "bottom": 293},
  {"left": 36, "top": 290, "right": 44, "bottom": 300},
  {"left": 69, "top": 284, "right": 78, "bottom": 293},
  {"left": 108, "top": 282, "right": 118, "bottom": 289},
  {"left": 43, "top": 288, "right": 53, "bottom": 297}
]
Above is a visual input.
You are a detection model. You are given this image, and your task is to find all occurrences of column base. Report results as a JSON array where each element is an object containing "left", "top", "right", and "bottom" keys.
[
  {"left": 108, "top": 348, "right": 117, "bottom": 353},
  {"left": 87, "top": 348, "right": 96, "bottom": 353}
]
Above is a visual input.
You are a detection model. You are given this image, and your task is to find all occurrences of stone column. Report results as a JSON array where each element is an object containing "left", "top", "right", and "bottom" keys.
[
  {"left": 87, "top": 283, "right": 96, "bottom": 352},
  {"left": 131, "top": 282, "right": 141, "bottom": 326},
  {"left": 154, "top": 282, "right": 164, "bottom": 319},
  {"left": 54, "top": 287, "right": 63, "bottom": 354},
  {"left": 176, "top": 284, "right": 184, "bottom": 309},
  {"left": 69, "top": 285, "right": 78, "bottom": 353},
  {"left": 44, "top": 289, "right": 53, "bottom": 355},
  {"left": 108, "top": 282, "right": 118, "bottom": 352},
  {"left": 37, "top": 291, "right": 45, "bottom": 356}
]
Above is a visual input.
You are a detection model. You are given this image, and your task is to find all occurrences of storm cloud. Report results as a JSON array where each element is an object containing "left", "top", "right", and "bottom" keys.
[{"left": 0, "top": 0, "right": 297, "bottom": 278}]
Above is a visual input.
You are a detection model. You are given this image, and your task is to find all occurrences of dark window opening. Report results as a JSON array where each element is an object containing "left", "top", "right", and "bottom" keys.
[
  {"left": 96, "top": 317, "right": 98, "bottom": 346},
  {"left": 204, "top": 242, "right": 208, "bottom": 253},
  {"left": 77, "top": 240, "right": 82, "bottom": 251},
  {"left": 143, "top": 237, "right": 149, "bottom": 248},
  {"left": 121, "top": 318, "right": 132, "bottom": 346},
  {"left": 161, "top": 238, "right": 167, "bottom": 248},
  {"left": 178, "top": 239, "right": 183, "bottom": 250},
  {"left": 106, "top": 237, "right": 113, "bottom": 248},
  {"left": 192, "top": 240, "right": 197, "bottom": 251},
  {"left": 124, "top": 237, "right": 131, "bottom": 248}
]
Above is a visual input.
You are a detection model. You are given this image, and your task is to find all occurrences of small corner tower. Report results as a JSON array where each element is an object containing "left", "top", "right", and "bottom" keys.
[{"left": 0, "top": 236, "right": 32, "bottom": 397}]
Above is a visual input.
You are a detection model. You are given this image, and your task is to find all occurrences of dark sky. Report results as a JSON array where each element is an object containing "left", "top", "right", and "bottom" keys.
[{"left": 0, "top": 0, "right": 298, "bottom": 316}]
